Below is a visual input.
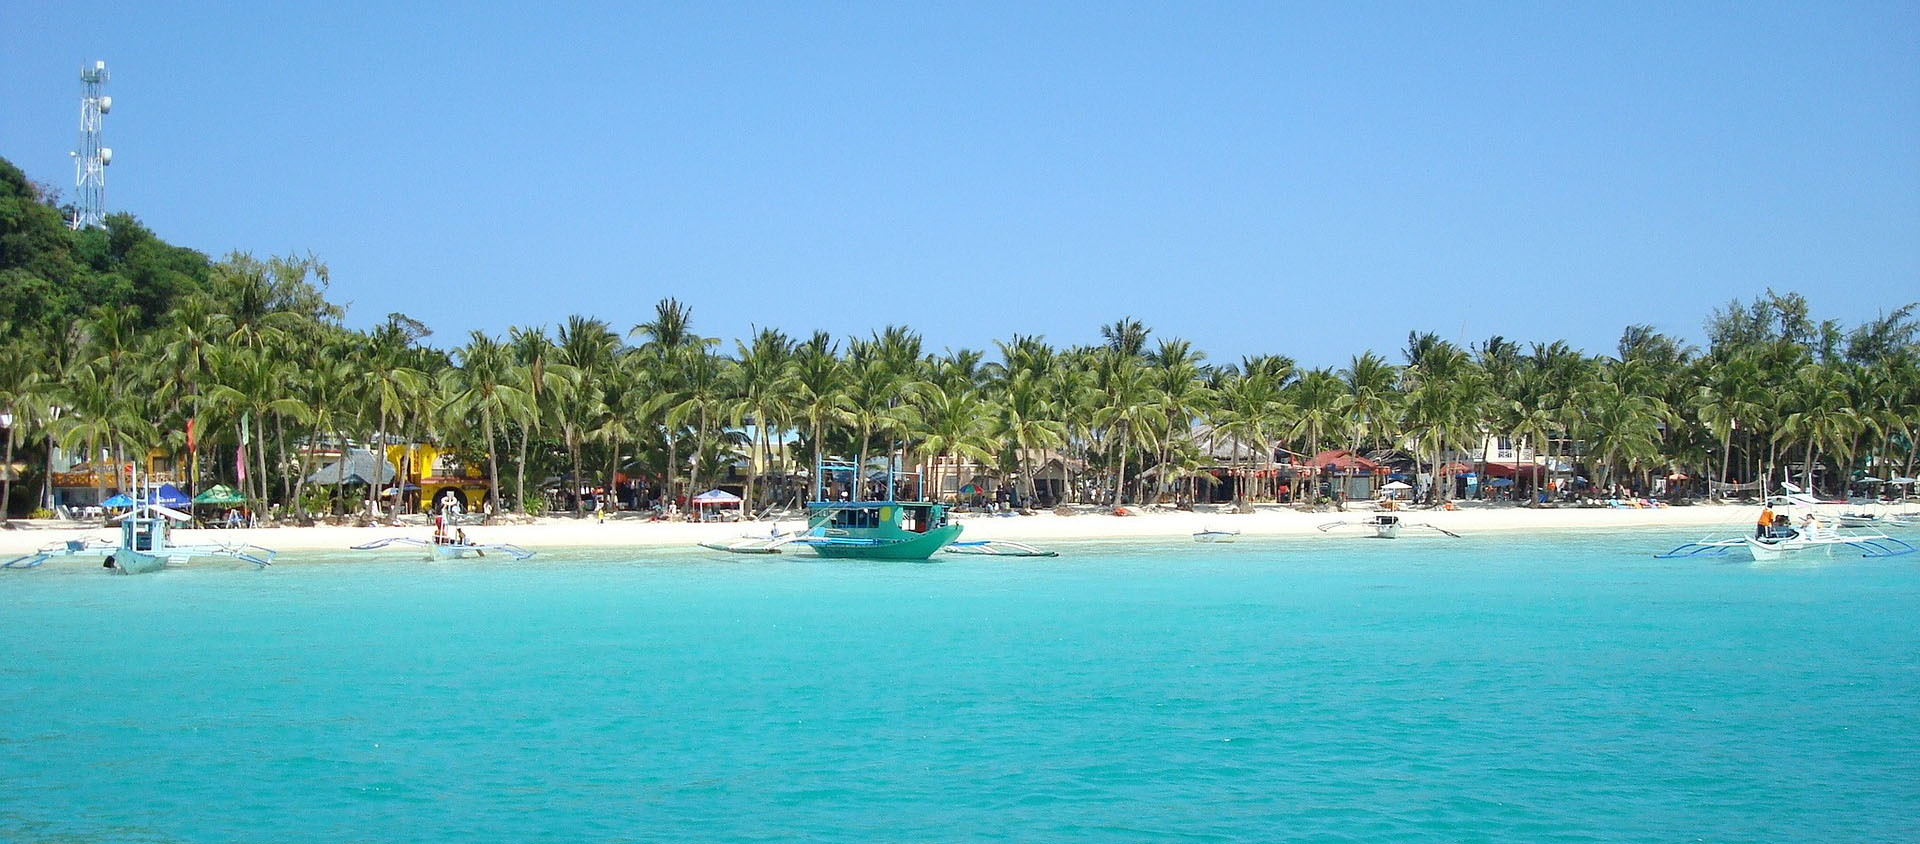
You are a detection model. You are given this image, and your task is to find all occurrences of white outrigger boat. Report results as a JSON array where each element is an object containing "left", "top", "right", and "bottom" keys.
[
  {"left": 698, "top": 528, "right": 796, "bottom": 555},
  {"left": 104, "top": 505, "right": 276, "bottom": 574},
  {"left": 1835, "top": 508, "right": 1920, "bottom": 530},
  {"left": 1657, "top": 513, "right": 1915, "bottom": 562},
  {"left": 1318, "top": 513, "right": 1460, "bottom": 539},
  {"left": 1192, "top": 526, "right": 1241, "bottom": 543},
  {"left": 352, "top": 535, "right": 534, "bottom": 561},
  {"left": 943, "top": 539, "right": 1059, "bottom": 557}
]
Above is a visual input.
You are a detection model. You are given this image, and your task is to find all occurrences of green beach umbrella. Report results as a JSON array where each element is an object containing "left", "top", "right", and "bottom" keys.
[{"left": 192, "top": 484, "right": 246, "bottom": 505}]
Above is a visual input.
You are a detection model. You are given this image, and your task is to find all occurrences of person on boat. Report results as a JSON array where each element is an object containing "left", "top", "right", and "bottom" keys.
[
  {"left": 455, "top": 528, "right": 468, "bottom": 546},
  {"left": 433, "top": 514, "right": 451, "bottom": 544},
  {"left": 1757, "top": 505, "right": 1775, "bottom": 538},
  {"left": 1800, "top": 513, "right": 1821, "bottom": 539}
]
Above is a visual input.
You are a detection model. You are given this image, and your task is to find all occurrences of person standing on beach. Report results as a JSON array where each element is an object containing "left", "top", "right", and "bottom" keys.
[{"left": 1757, "top": 505, "right": 1775, "bottom": 538}]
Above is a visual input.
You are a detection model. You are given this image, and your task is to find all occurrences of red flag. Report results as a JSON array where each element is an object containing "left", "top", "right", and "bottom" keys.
[{"left": 187, "top": 418, "right": 196, "bottom": 452}]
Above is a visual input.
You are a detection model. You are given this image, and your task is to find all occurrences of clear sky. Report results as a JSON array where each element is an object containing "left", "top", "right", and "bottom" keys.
[{"left": 4, "top": 1, "right": 1916, "bottom": 366}]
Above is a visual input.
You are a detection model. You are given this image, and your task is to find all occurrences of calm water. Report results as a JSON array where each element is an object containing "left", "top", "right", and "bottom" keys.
[{"left": 4, "top": 530, "right": 1918, "bottom": 843}]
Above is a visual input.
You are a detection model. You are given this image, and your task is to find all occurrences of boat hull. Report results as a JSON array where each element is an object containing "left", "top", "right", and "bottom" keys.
[
  {"left": 106, "top": 550, "right": 169, "bottom": 575},
  {"left": 805, "top": 524, "right": 963, "bottom": 560},
  {"left": 1372, "top": 522, "right": 1402, "bottom": 539},
  {"left": 1745, "top": 537, "right": 1833, "bottom": 562}
]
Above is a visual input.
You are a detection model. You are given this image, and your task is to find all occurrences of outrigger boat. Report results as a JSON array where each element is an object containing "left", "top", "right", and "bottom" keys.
[
  {"left": 698, "top": 529, "right": 796, "bottom": 555},
  {"left": 783, "top": 458, "right": 962, "bottom": 560},
  {"left": 3, "top": 536, "right": 116, "bottom": 569},
  {"left": 103, "top": 504, "right": 276, "bottom": 574},
  {"left": 1192, "top": 527, "right": 1241, "bottom": 543},
  {"left": 943, "top": 539, "right": 1058, "bottom": 557},
  {"left": 352, "top": 535, "right": 535, "bottom": 561},
  {"left": 1318, "top": 513, "right": 1460, "bottom": 539},
  {"left": 1835, "top": 507, "right": 1920, "bottom": 530},
  {"left": 1657, "top": 509, "right": 1916, "bottom": 562},
  {"left": 358, "top": 512, "right": 533, "bottom": 561}
]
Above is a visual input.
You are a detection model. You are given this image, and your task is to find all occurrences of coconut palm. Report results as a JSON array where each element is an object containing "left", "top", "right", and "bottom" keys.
[
  {"left": 556, "top": 315, "right": 620, "bottom": 515},
  {"left": 444, "top": 331, "right": 533, "bottom": 518}
]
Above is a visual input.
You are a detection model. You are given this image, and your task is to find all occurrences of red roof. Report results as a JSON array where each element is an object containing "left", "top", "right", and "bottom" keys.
[{"left": 1295, "top": 449, "right": 1382, "bottom": 473}]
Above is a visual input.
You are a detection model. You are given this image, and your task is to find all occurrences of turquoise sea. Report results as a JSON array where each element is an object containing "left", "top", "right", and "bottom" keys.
[{"left": 4, "top": 530, "right": 1918, "bottom": 843}]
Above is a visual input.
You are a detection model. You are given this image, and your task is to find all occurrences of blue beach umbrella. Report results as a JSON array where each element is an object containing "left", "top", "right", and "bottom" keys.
[
  {"left": 146, "top": 483, "right": 191, "bottom": 507},
  {"left": 101, "top": 493, "right": 135, "bottom": 507}
]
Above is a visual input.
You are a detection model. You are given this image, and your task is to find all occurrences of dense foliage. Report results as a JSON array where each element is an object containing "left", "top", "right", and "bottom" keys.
[{"left": 2, "top": 154, "right": 1916, "bottom": 520}]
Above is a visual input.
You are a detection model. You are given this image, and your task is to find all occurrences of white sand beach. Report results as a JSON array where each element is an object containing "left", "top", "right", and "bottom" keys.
[{"left": 0, "top": 501, "right": 1797, "bottom": 558}]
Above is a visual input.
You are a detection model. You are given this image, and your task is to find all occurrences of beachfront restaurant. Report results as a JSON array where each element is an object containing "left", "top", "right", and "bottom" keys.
[
  {"left": 1291, "top": 449, "right": 1388, "bottom": 501},
  {"left": 48, "top": 447, "right": 183, "bottom": 512}
]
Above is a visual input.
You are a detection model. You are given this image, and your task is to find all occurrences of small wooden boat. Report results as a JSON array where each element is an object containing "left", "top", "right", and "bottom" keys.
[{"left": 1192, "top": 527, "right": 1241, "bottom": 543}]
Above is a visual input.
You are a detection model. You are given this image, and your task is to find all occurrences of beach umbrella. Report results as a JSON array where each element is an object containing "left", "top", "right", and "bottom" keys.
[
  {"left": 691, "top": 489, "right": 741, "bottom": 504},
  {"left": 101, "top": 493, "right": 135, "bottom": 508},
  {"left": 1488, "top": 478, "right": 1515, "bottom": 487},
  {"left": 1891, "top": 477, "right": 1916, "bottom": 485},
  {"left": 192, "top": 484, "right": 246, "bottom": 505},
  {"left": 145, "top": 483, "right": 191, "bottom": 507},
  {"left": 1381, "top": 480, "right": 1412, "bottom": 491}
]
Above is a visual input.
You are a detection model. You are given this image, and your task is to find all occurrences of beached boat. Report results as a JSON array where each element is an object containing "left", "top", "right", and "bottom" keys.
[
  {"left": 1192, "top": 527, "right": 1240, "bottom": 543},
  {"left": 104, "top": 505, "right": 276, "bottom": 574},
  {"left": 1317, "top": 513, "right": 1459, "bottom": 539},
  {"left": 352, "top": 535, "right": 535, "bottom": 561},
  {"left": 784, "top": 458, "right": 962, "bottom": 560}
]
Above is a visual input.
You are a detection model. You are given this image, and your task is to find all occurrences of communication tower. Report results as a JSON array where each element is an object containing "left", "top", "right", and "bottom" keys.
[{"left": 69, "top": 60, "right": 112, "bottom": 230}]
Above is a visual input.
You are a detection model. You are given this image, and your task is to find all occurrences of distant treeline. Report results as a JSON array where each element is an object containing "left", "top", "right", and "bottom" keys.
[{"left": 1, "top": 153, "right": 1915, "bottom": 521}]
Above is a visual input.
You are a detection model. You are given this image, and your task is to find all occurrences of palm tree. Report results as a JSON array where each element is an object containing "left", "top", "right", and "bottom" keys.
[
  {"left": 990, "top": 371, "right": 1066, "bottom": 505},
  {"left": 556, "top": 315, "right": 620, "bottom": 515},
  {"left": 444, "top": 331, "right": 532, "bottom": 518},
  {"left": 791, "top": 331, "right": 852, "bottom": 502},
  {"left": 506, "top": 326, "right": 575, "bottom": 513},
  {"left": 917, "top": 381, "right": 997, "bottom": 502},
  {"left": 1337, "top": 351, "right": 1399, "bottom": 455},
  {"left": 632, "top": 299, "right": 714, "bottom": 513},
  {"left": 730, "top": 327, "right": 796, "bottom": 516}
]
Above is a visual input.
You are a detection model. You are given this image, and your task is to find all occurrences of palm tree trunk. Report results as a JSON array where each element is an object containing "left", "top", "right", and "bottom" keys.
[
  {"left": 664, "top": 431, "right": 679, "bottom": 514},
  {"left": 515, "top": 423, "right": 530, "bottom": 514},
  {"left": 1, "top": 421, "right": 13, "bottom": 525},
  {"left": 569, "top": 428, "right": 584, "bottom": 517},
  {"left": 253, "top": 414, "right": 270, "bottom": 520},
  {"left": 275, "top": 414, "right": 291, "bottom": 506},
  {"left": 484, "top": 406, "right": 501, "bottom": 519},
  {"left": 1110, "top": 424, "right": 1128, "bottom": 508}
]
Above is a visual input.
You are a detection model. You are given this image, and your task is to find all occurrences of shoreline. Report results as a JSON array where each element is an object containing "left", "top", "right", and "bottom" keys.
[{"left": 0, "top": 501, "right": 1795, "bottom": 557}]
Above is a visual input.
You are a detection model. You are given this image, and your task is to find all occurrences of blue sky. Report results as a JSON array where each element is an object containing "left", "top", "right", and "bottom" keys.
[{"left": 4, "top": 2, "right": 1916, "bottom": 366}]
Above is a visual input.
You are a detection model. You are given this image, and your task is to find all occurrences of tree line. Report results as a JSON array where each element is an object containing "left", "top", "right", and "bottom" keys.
[{"left": 2, "top": 155, "right": 1916, "bottom": 521}]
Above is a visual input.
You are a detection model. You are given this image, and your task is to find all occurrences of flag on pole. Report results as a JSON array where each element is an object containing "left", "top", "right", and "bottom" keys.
[
  {"left": 237, "top": 443, "right": 247, "bottom": 482},
  {"left": 186, "top": 418, "right": 197, "bottom": 452}
]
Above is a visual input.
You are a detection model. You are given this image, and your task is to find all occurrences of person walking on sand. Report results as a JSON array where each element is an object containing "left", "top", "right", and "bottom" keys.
[{"left": 1756, "top": 505, "right": 1775, "bottom": 539}]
